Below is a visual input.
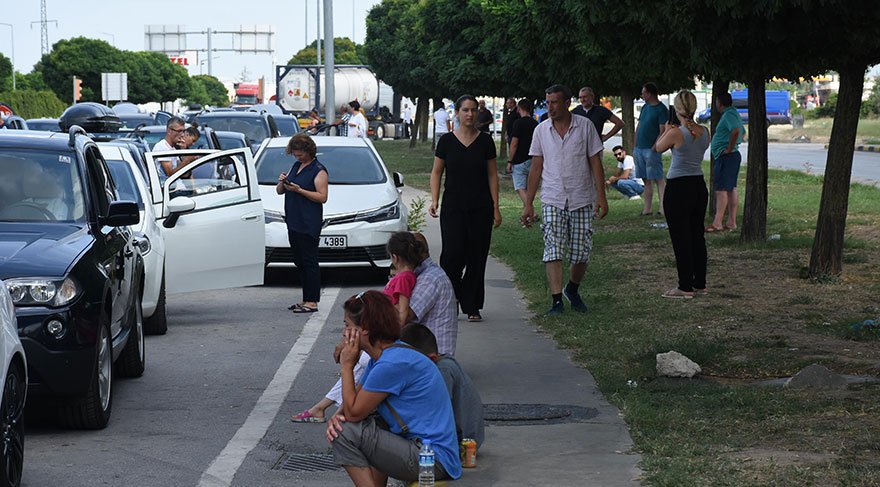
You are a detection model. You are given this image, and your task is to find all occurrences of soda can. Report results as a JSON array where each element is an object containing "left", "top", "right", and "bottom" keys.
[{"left": 461, "top": 438, "right": 477, "bottom": 468}]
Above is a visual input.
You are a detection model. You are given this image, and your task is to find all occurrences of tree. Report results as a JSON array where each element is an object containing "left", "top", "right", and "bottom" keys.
[
  {"left": 16, "top": 70, "right": 50, "bottom": 91},
  {"left": 40, "top": 37, "right": 125, "bottom": 102},
  {"left": 0, "top": 89, "right": 67, "bottom": 118},
  {"left": 190, "top": 75, "right": 229, "bottom": 106},
  {"left": 0, "top": 53, "right": 12, "bottom": 92},
  {"left": 287, "top": 37, "right": 367, "bottom": 65}
]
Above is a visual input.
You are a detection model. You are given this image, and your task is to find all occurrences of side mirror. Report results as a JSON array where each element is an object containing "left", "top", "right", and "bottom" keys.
[
  {"left": 393, "top": 172, "right": 405, "bottom": 188},
  {"left": 163, "top": 196, "right": 196, "bottom": 228},
  {"left": 101, "top": 201, "right": 140, "bottom": 227}
]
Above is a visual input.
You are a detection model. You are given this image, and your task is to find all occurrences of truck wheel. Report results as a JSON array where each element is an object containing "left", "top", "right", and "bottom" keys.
[
  {"left": 0, "top": 360, "right": 25, "bottom": 487},
  {"left": 144, "top": 276, "right": 167, "bottom": 335},
  {"left": 375, "top": 125, "right": 385, "bottom": 140},
  {"left": 118, "top": 282, "right": 145, "bottom": 378},
  {"left": 59, "top": 319, "right": 112, "bottom": 430}
]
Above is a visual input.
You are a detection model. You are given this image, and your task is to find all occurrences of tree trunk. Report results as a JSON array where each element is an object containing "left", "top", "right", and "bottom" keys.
[
  {"left": 808, "top": 64, "right": 865, "bottom": 277},
  {"left": 620, "top": 89, "right": 636, "bottom": 153},
  {"left": 431, "top": 97, "right": 445, "bottom": 151},
  {"left": 709, "top": 78, "right": 730, "bottom": 216},
  {"left": 410, "top": 96, "right": 429, "bottom": 148},
  {"left": 740, "top": 77, "right": 768, "bottom": 243}
]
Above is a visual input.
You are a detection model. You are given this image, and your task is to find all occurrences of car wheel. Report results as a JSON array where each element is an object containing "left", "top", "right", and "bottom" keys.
[
  {"left": 144, "top": 275, "right": 167, "bottom": 335},
  {"left": 117, "top": 282, "right": 145, "bottom": 378},
  {"left": 0, "top": 360, "right": 25, "bottom": 487},
  {"left": 59, "top": 319, "right": 112, "bottom": 430}
]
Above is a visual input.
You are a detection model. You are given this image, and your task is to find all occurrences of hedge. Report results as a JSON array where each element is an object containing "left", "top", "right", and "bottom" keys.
[{"left": 0, "top": 90, "right": 68, "bottom": 119}]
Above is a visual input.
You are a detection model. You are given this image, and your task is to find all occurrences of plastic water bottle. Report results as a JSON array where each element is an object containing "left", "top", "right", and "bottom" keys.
[{"left": 418, "top": 440, "right": 435, "bottom": 487}]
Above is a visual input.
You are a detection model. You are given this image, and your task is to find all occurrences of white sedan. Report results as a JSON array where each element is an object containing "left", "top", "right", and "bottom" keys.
[
  {"left": 99, "top": 143, "right": 168, "bottom": 334},
  {"left": 255, "top": 136, "right": 408, "bottom": 270},
  {"left": 0, "top": 280, "right": 26, "bottom": 486}
]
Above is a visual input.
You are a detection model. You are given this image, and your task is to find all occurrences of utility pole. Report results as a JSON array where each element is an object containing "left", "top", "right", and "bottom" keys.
[
  {"left": 304, "top": 0, "right": 308, "bottom": 47},
  {"left": 207, "top": 27, "right": 213, "bottom": 76},
  {"left": 316, "top": 0, "right": 322, "bottom": 65},
  {"left": 324, "top": 0, "right": 335, "bottom": 127},
  {"left": 30, "top": 0, "right": 58, "bottom": 56}
]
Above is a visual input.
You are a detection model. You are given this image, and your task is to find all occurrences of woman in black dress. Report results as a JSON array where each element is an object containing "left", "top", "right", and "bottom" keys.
[
  {"left": 429, "top": 95, "right": 502, "bottom": 322},
  {"left": 276, "top": 133, "right": 329, "bottom": 313}
]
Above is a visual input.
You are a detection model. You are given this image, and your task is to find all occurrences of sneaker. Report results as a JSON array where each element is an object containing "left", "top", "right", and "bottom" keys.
[
  {"left": 628, "top": 195, "right": 642, "bottom": 200},
  {"left": 545, "top": 301, "right": 564, "bottom": 316},
  {"left": 563, "top": 287, "right": 589, "bottom": 313}
]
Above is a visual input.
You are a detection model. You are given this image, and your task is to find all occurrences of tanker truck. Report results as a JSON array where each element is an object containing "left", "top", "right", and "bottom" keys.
[{"left": 275, "top": 64, "right": 403, "bottom": 139}]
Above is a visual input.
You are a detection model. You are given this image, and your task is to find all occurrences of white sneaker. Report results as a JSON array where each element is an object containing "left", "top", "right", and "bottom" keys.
[{"left": 628, "top": 195, "right": 642, "bottom": 200}]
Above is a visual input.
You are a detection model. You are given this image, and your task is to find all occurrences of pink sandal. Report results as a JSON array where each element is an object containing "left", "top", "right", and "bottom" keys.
[{"left": 290, "top": 410, "right": 326, "bottom": 423}]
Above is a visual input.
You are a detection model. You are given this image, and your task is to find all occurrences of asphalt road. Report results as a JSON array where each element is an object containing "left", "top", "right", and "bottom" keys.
[{"left": 22, "top": 269, "right": 382, "bottom": 487}]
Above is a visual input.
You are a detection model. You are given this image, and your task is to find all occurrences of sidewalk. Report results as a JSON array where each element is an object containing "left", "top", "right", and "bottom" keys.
[{"left": 402, "top": 186, "right": 642, "bottom": 486}]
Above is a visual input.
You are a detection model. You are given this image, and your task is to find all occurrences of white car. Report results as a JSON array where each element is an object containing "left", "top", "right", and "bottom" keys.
[
  {"left": 99, "top": 143, "right": 168, "bottom": 335},
  {"left": 255, "top": 136, "right": 408, "bottom": 270},
  {"left": 0, "top": 280, "right": 26, "bottom": 487}
]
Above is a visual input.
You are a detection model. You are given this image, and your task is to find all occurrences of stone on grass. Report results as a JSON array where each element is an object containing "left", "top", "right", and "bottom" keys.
[
  {"left": 656, "top": 351, "right": 701, "bottom": 378},
  {"left": 784, "top": 364, "right": 847, "bottom": 390}
]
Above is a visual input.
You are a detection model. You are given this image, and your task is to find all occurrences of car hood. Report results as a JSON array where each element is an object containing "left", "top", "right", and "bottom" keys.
[
  {"left": 0, "top": 224, "right": 92, "bottom": 279},
  {"left": 259, "top": 183, "right": 400, "bottom": 217}
]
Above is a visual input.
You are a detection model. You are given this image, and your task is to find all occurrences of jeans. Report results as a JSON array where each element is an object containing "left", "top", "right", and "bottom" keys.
[{"left": 611, "top": 179, "right": 644, "bottom": 198}]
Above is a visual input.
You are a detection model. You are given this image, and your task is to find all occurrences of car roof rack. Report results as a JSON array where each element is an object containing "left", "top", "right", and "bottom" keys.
[{"left": 68, "top": 125, "right": 88, "bottom": 147}]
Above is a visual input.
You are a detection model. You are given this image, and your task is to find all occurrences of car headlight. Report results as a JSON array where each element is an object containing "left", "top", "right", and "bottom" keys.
[
  {"left": 5, "top": 277, "right": 81, "bottom": 307},
  {"left": 264, "top": 209, "right": 285, "bottom": 224},
  {"left": 354, "top": 202, "right": 400, "bottom": 224}
]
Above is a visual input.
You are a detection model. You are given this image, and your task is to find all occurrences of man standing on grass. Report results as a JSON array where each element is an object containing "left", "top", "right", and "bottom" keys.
[
  {"left": 634, "top": 82, "right": 669, "bottom": 216},
  {"left": 572, "top": 86, "right": 624, "bottom": 142},
  {"left": 707, "top": 92, "right": 745, "bottom": 232},
  {"left": 521, "top": 84, "right": 608, "bottom": 315}
]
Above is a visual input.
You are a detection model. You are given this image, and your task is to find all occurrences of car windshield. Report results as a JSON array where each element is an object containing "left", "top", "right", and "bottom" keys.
[
  {"left": 105, "top": 159, "right": 144, "bottom": 208},
  {"left": 256, "top": 146, "right": 387, "bottom": 185},
  {"left": 275, "top": 117, "right": 299, "bottom": 136},
  {"left": 197, "top": 117, "right": 269, "bottom": 143},
  {"left": 0, "top": 149, "right": 87, "bottom": 223}
]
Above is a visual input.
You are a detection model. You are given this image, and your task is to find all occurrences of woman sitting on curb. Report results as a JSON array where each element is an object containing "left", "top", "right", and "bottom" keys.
[{"left": 326, "top": 291, "right": 462, "bottom": 485}]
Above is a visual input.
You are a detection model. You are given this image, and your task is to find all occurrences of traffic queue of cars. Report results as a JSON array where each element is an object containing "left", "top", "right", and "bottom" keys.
[{"left": 0, "top": 100, "right": 408, "bottom": 483}]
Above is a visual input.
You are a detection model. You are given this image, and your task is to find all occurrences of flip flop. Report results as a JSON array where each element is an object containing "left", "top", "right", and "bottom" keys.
[
  {"left": 705, "top": 225, "right": 724, "bottom": 233},
  {"left": 290, "top": 409, "right": 326, "bottom": 423},
  {"left": 287, "top": 303, "right": 301, "bottom": 310},
  {"left": 291, "top": 304, "right": 319, "bottom": 314},
  {"left": 723, "top": 225, "right": 737, "bottom": 231},
  {"left": 467, "top": 314, "right": 483, "bottom": 322},
  {"left": 662, "top": 288, "right": 694, "bottom": 299}
]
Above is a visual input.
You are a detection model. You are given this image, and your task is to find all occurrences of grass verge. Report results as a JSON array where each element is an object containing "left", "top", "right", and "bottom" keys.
[{"left": 375, "top": 139, "right": 880, "bottom": 485}]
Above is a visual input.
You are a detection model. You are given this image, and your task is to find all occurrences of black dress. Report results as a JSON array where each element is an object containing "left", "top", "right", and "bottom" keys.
[{"left": 435, "top": 131, "right": 497, "bottom": 316}]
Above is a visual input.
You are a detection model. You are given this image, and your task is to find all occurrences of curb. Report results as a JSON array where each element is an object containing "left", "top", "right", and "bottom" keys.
[{"left": 823, "top": 144, "right": 880, "bottom": 152}]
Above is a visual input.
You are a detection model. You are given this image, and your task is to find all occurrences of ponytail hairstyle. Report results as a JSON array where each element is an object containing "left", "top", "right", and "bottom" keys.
[
  {"left": 343, "top": 290, "right": 400, "bottom": 346},
  {"left": 386, "top": 231, "right": 426, "bottom": 269}
]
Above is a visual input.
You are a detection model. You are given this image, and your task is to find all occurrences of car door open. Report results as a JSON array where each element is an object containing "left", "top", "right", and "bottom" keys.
[{"left": 159, "top": 148, "right": 265, "bottom": 294}]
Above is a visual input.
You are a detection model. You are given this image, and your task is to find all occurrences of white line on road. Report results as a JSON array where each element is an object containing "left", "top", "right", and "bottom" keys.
[{"left": 198, "top": 287, "right": 341, "bottom": 487}]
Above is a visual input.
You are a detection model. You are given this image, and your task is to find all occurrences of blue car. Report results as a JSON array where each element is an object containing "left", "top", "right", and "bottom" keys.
[{"left": 697, "top": 89, "right": 791, "bottom": 125}]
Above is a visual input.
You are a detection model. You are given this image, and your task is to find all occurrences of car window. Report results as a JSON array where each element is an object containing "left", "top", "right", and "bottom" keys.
[
  {"left": 217, "top": 135, "right": 247, "bottom": 150},
  {"left": 275, "top": 117, "right": 299, "bottom": 136},
  {"left": 168, "top": 154, "right": 245, "bottom": 201},
  {"left": 106, "top": 159, "right": 144, "bottom": 208},
  {"left": 197, "top": 117, "right": 269, "bottom": 143},
  {"left": 86, "top": 147, "right": 115, "bottom": 217},
  {"left": 118, "top": 114, "right": 156, "bottom": 129},
  {"left": 0, "top": 149, "right": 87, "bottom": 223},
  {"left": 256, "top": 146, "right": 387, "bottom": 185}
]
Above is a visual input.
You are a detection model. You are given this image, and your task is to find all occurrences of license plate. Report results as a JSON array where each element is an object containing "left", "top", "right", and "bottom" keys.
[{"left": 319, "top": 235, "right": 347, "bottom": 248}]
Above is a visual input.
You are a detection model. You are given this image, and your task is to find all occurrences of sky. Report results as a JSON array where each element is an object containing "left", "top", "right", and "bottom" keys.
[{"left": 3, "top": 0, "right": 382, "bottom": 83}]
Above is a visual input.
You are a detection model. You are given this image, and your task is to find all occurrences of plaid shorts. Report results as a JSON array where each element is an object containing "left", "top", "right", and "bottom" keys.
[{"left": 541, "top": 204, "right": 594, "bottom": 264}]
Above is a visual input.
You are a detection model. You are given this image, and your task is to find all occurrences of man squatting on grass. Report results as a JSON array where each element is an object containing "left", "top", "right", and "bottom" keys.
[{"left": 521, "top": 84, "right": 608, "bottom": 316}]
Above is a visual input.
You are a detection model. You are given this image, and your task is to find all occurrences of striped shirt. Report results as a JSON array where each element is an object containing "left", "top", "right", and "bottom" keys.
[{"left": 409, "top": 257, "right": 458, "bottom": 356}]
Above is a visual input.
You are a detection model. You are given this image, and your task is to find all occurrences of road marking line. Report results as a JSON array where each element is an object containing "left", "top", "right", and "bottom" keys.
[{"left": 198, "top": 287, "right": 341, "bottom": 487}]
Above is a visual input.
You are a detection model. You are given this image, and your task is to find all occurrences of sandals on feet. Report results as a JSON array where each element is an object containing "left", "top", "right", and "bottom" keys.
[
  {"left": 705, "top": 225, "right": 724, "bottom": 233},
  {"left": 662, "top": 288, "right": 694, "bottom": 299},
  {"left": 290, "top": 409, "right": 326, "bottom": 423},
  {"left": 291, "top": 304, "right": 319, "bottom": 313},
  {"left": 467, "top": 313, "right": 483, "bottom": 322}
]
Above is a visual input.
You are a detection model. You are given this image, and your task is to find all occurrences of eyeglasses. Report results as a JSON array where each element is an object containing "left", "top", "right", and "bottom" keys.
[
  {"left": 168, "top": 127, "right": 184, "bottom": 134},
  {"left": 613, "top": 152, "right": 623, "bottom": 157}
]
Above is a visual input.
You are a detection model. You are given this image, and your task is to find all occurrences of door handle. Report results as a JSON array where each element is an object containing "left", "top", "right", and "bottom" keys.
[{"left": 241, "top": 214, "right": 261, "bottom": 222}]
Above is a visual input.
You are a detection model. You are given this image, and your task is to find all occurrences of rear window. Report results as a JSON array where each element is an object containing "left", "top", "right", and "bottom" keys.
[
  {"left": 256, "top": 146, "right": 387, "bottom": 185},
  {"left": 275, "top": 117, "right": 300, "bottom": 136}
]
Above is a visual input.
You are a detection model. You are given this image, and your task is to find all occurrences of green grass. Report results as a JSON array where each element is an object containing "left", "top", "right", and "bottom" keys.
[
  {"left": 769, "top": 117, "right": 880, "bottom": 144},
  {"left": 375, "top": 139, "right": 880, "bottom": 485}
]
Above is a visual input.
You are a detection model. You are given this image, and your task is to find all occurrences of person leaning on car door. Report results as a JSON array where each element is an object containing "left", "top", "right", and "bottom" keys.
[
  {"left": 153, "top": 116, "right": 190, "bottom": 183},
  {"left": 277, "top": 133, "right": 329, "bottom": 314}
]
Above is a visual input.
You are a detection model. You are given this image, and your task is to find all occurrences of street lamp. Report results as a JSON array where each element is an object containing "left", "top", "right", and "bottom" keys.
[
  {"left": 98, "top": 31, "right": 115, "bottom": 47},
  {"left": 0, "top": 23, "right": 14, "bottom": 91}
]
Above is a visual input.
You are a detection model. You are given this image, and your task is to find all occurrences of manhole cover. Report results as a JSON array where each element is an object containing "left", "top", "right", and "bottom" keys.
[
  {"left": 274, "top": 453, "right": 340, "bottom": 472},
  {"left": 483, "top": 403, "right": 599, "bottom": 425}
]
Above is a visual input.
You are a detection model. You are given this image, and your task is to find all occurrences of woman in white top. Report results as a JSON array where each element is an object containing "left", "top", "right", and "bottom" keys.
[{"left": 347, "top": 100, "right": 368, "bottom": 138}]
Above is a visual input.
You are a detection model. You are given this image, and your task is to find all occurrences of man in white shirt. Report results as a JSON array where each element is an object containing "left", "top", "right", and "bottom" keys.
[
  {"left": 347, "top": 100, "right": 368, "bottom": 138},
  {"left": 433, "top": 103, "right": 451, "bottom": 146},
  {"left": 153, "top": 116, "right": 188, "bottom": 182},
  {"left": 606, "top": 146, "right": 644, "bottom": 200},
  {"left": 403, "top": 104, "right": 413, "bottom": 138}
]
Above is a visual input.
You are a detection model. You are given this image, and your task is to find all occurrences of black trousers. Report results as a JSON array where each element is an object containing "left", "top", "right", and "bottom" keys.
[
  {"left": 439, "top": 206, "right": 494, "bottom": 315},
  {"left": 662, "top": 176, "right": 708, "bottom": 292},
  {"left": 288, "top": 229, "right": 321, "bottom": 303}
]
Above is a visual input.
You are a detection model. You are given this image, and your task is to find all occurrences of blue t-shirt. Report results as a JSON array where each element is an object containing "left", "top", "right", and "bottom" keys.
[
  {"left": 361, "top": 343, "right": 462, "bottom": 479},
  {"left": 636, "top": 102, "right": 670, "bottom": 149}
]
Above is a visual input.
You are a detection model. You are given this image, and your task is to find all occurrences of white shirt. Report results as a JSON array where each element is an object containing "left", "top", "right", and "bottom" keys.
[
  {"left": 152, "top": 138, "right": 179, "bottom": 181},
  {"left": 433, "top": 109, "right": 450, "bottom": 135},
  {"left": 528, "top": 114, "right": 603, "bottom": 211},
  {"left": 403, "top": 107, "right": 413, "bottom": 123},
  {"left": 348, "top": 111, "right": 368, "bottom": 138},
  {"left": 618, "top": 155, "right": 644, "bottom": 185}
]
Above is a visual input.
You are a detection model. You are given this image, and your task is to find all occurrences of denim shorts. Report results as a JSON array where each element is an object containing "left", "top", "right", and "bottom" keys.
[
  {"left": 512, "top": 159, "right": 531, "bottom": 190},
  {"left": 633, "top": 147, "right": 665, "bottom": 180},
  {"left": 712, "top": 151, "right": 742, "bottom": 191}
]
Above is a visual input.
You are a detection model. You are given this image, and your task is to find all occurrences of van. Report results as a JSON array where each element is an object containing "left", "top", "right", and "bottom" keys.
[{"left": 697, "top": 89, "right": 791, "bottom": 125}]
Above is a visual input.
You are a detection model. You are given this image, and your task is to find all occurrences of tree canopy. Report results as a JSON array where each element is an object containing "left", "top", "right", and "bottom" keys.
[
  {"left": 0, "top": 53, "right": 12, "bottom": 92},
  {"left": 287, "top": 37, "right": 367, "bottom": 65},
  {"left": 187, "top": 75, "right": 230, "bottom": 106}
]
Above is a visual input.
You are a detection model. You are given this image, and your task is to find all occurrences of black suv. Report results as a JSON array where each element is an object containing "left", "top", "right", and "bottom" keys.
[
  {"left": 193, "top": 111, "right": 280, "bottom": 153},
  {"left": 0, "top": 127, "right": 146, "bottom": 429}
]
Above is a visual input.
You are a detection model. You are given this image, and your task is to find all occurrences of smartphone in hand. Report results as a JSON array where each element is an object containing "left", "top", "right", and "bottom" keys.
[{"left": 667, "top": 107, "right": 681, "bottom": 126}]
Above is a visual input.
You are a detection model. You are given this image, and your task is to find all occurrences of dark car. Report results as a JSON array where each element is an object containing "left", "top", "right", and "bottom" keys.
[
  {"left": 273, "top": 114, "right": 300, "bottom": 136},
  {"left": 193, "top": 111, "right": 280, "bottom": 153},
  {"left": 26, "top": 118, "right": 61, "bottom": 131},
  {"left": 0, "top": 128, "right": 146, "bottom": 429}
]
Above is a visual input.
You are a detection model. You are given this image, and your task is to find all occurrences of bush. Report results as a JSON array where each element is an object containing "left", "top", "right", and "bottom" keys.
[{"left": 0, "top": 89, "right": 68, "bottom": 119}]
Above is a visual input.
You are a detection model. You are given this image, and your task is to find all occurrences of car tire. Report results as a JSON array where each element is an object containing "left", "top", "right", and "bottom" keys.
[
  {"left": 117, "top": 281, "right": 145, "bottom": 378},
  {"left": 0, "top": 360, "right": 25, "bottom": 487},
  {"left": 144, "top": 275, "right": 167, "bottom": 335},
  {"left": 59, "top": 319, "right": 112, "bottom": 430}
]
